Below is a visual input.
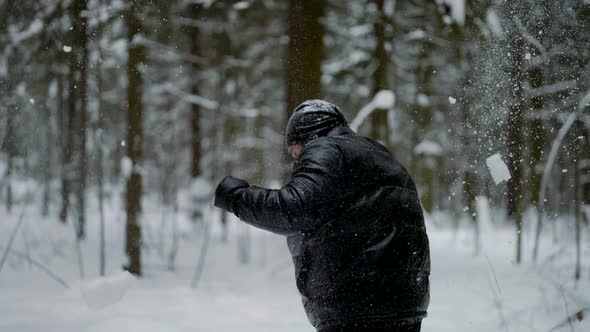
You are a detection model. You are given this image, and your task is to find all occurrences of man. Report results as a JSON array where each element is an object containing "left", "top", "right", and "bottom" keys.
[{"left": 214, "top": 100, "right": 430, "bottom": 332}]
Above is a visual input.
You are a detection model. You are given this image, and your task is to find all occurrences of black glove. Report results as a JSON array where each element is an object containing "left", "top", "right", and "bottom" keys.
[{"left": 214, "top": 176, "right": 250, "bottom": 213}]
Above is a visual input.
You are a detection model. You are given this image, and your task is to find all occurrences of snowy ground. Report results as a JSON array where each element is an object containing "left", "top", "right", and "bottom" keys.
[{"left": 1, "top": 192, "right": 589, "bottom": 332}]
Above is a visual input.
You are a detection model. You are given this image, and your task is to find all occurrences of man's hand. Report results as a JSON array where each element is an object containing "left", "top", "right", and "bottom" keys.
[{"left": 214, "top": 176, "right": 250, "bottom": 213}]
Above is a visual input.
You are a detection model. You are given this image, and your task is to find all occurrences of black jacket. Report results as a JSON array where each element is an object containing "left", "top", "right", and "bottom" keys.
[{"left": 214, "top": 125, "right": 430, "bottom": 331}]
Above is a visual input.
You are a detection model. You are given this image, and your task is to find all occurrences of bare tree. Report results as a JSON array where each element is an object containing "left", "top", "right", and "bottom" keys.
[
  {"left": 189, "top": 2, "right": 204, "bottom": 179},
  {"left": 503, "top": 5, "right": 527, "bottom": 264},
  {"left": 284, "top": 0, "right": 326, "bottom": 179},
  {"left": 74, "top": 0, "right": 89, "bottom": 239},
  {"left": 124, "top": 0, "right": 144, "bottom": 276},
  {"left": 369, "top": 0, "right": 390, "bottom": 143},
  {"left": 2, "top": 104, "right": 17, "bottom": 213}
]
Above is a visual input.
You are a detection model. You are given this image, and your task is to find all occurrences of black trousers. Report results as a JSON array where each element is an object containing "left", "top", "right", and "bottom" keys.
[{"left": 320, "top": 321, "right": 422, "bottom": 332}]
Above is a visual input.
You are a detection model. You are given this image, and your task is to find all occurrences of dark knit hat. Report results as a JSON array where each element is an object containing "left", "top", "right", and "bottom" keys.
[{"left": 285, "top": 99, "right": 348, "bottom": 147}]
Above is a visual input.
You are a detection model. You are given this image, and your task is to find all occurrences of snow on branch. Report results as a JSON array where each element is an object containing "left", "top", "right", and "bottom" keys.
[
  {"left": 164, "top": 84, "right": 219, "bottom": 110},
  {"left": 9, "top": 19, "right": 43, "bottom": 45},
  {"left": 527, "top": 79, "right": 578, "bottom": 99},
  {"left": 514, "top": 17, "right": 547, "bottom": 56},
  {"left": 350, "top": 90, "right": 395, "bottom": 132},
  {"left": 133, "top": 35, "right": 207, "bottom": 66}
]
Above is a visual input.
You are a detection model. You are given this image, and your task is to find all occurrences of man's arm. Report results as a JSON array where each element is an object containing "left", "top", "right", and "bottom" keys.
[{"left": 214, "top": 139, "right": 344, "bottom": 236}]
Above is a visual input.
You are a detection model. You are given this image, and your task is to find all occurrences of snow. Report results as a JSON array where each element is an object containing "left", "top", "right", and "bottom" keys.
[
  {"left": 233, "top": 1, "right": 250, "bottom": 10},
  {"left": 1, "top": 183, "right": 590, "bottom": 332},
  {"left": 417, "top": 93, "right": 429, "bottom": 106},
  {"left": 80, "top": 272, "right": 135, "bottom": 310},
  {"left": 406, "top": 29, "right": 426, "bottom": 40},
  {"left": 486, "top": 153, "right": 511, "bottom": 184},
  {"left": 2, "top": 202, "right": 590, "bottom": 332},
  {"left": 63, "top": 45, "right": 72, "bottom": 53},
  {"left": 120, "top": 156, "right": 133, "bottom": 179},
  {"left": 372, "top": 90, "right": 395, "bottom": 109},
  {"left": 349, "top": 24, "right": 372, "bottom": 37},
  {"left": 415, "top": 140, "right": 443, "bottom": 156},
  {"left": 440, "top": 0, "right": 465, "bottom": 26},
  {"left": 10, "top": 19, "right": 43, "bottom": 44},
  {"left": 448, "top": 96, "right": 457, "bottom": 104},
  {"left": 164, "top": 83, "right": 219, "bottom": 110},
  {"left": 486, "top": 9, "right": 504, "bottom": 38},
  {"left": 350, "top": 90, "right": 396, "bottom": 132}
]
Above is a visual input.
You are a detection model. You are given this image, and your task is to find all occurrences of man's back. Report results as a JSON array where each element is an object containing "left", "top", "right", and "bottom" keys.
[{"left": 286, "top": 125, "right": 430, "bottom": 331}]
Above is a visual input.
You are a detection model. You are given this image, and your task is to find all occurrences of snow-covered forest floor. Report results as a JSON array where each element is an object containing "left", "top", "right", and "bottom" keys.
[{"left": 1, "top": 185, "right": 589, "bottom": 332}]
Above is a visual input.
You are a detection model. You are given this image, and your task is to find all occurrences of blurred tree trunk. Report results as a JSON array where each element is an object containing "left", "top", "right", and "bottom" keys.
[
  {"left": 57, "top": 72, "right": 69, "bottom": 224},
  {"left": 95, "top": 45, "right": 106, "bottom": 277},
  {"left": 125, "top": 1, "right": 144, "bottom": 276},
  {"left": 285, "top": 0, "right": 325, "bottom": 117},
  {"left": 413, "top": 1, "right": 440, "bottom": 212},
  {"left": 506, "top": 21, "right": 526, "bottom": 264},
  {"left": 42, "top": 103, "right": 52, "bottom": 217},
  {"left": 369, "top": 0, "right": 389, "bottom": 144},
  {"left": 61, "top": 5, "right": 81, "bottom": 225},
  {"left": 528, "top": 67, "right": 545, "bottom": 207},
  {"left": 571, "top": 120, "right": 586, "bottom": 280},
  {"left": 2, "top": 104, "right": 17, "bottom": 214},
  {"left": 284, "top": 0, "right": 325, "bottom": 179},
  {"left": 73, "top": 0, "right": 89, "bottom": 239},
  {"left": 575, "top": 150, "right": 581, "bottom": 280},
  {"left": 460, "top": 0, "right": 487, "bottom": 255},
  {"left": 189, "top": 3, "right": 203, "bottom": 179}
]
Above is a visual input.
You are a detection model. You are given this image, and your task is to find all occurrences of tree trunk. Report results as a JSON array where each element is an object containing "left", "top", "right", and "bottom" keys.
[
  {"left": 189, "top": 3, "right": 203, "bottom": 179},
  {"left": 42, "top": 103, "right": 52, "bottom": 217},
  {"left": 284, "top": 0, "right": 325, "bottom": 179},
  {"left": 2, "top": 104, "right": 17, "bottom": 214},
  {"left": 125, "top": 1, "right": 144, "bottom": 276},
  {"left": 72, "top": 0, "right": 89, "bottom": 239},
  {"left": 506, "top": 27, "right": 525, "bottom": 264},
  {"left": 369, "top": 0, "right": 390, "bottom": 144},
  {"left": 571, "top": 120, "right": 586, "bottom": 280},
  {"left": 528, "top": 66, "right": 545, "bottom": 207},
  {"left": 412, "top": 0, "right": 440, "bottom": 213},
  {"left": 61, "top": 30, "right": 77, "bottom": 224},
  {"left": 285, "top": 0, "right": 325, "bottom": 117},
  {"left": 96, "top": 46, "right": 106, "bottom": 277},
  {"left": 77, "top": 0, "right": 89, "bottom": 239},
  {"left": 461, "top": 0, "right": 487, "bottom": 255}
]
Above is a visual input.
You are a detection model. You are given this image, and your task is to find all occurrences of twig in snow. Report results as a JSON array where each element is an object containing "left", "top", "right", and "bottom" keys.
[
  {"left": 191, "top": 205, "right": 212, "bottom": 289},
  {"left": 560, "top": 287, "right": 575, "bottom": 332},
  {"left": 488, "top": 275, "right": 509, "bottom": 332},
  {"left": 1, "top": 246, "right": 70, "bottom": 289},
  {"left": 548, "top": 307, "right": 588, "bottom": 332},
  {"left": 0, "top": 199, "right": 29, "bottom": 273},
  {"left": 21, "top": 222, "right": 33, "bottom": 270},
  {"left": 69, "top": 205, "right": 85, "bottom": 279},
  {"left": 485, "top": 254, "right": 502, "bottom": 296}
]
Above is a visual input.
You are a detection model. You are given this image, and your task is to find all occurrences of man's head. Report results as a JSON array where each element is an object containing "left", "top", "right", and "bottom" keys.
[{"left": 285, "top": 99, "right": 347, "bottom": 159}]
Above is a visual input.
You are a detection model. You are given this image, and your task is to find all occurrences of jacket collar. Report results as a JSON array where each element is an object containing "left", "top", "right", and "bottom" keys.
[{"left": 325, "top": 125, "right": 356, "bottom": 137}]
